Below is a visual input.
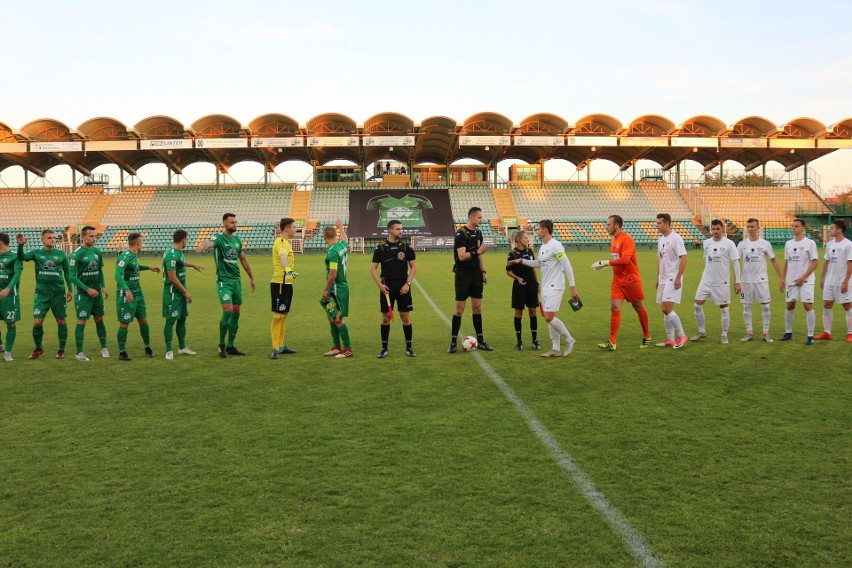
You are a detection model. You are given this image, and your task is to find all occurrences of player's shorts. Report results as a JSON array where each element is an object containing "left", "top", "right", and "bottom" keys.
[
  {"left": 117, "top": 292, "right": 147, "bottom": 323},
  {"left": 331, "top": 284, "right": 349, "bottom": 318},
  {"left": 656, "top": 278, "right": 684, "bottom": 305},
  {"left": 541, "top": 288, "right": 564, "bottom": 313},
  {"left": 785, "top": 282, "right": 815, "bottom": 304},
  {"left": 740, "top": 282, "right": 771, "bottom": 304},
  {"left": 74, "top": 290, "right": 105, "bottom": 321},
  {"left": 611, "top": 279, "right": 645, "bottom": 303},
  {"left": 822, "top": 283, "right": 852, "bottom": 304},
  {"left": 511, "top": 281, "right": 539, "bottom": 310},
  {"left": 455, "top": 270, "right": 484, "bottom": 302},
  {"left": 270, "top": 282, "right": 294, "bottom": 314},
  {"left": 380, "top": 279, "right": 414, "bottom": 313},
  {"left": 0, "top": 290, "right": 21, "bottom": 323},
  {"left": 695, "top": 282, "right": 731, "bottom": 305},
  {"left": 33, "top": 292, "right": 67, "bottom": 320},
  {"left": 163, "top": 288, "right": 189, "bottom": 319},
  {"left": 217, "top": 279, "right": 243, "bottom": 306}
]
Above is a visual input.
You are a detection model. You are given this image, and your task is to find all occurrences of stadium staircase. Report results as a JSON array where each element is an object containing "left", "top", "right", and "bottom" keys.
[
  {"left": 82, "top": 193, "right": 115, "bottom": 231},
  {"left": 289, "top": 189, "right": 312, "bottom": 221}
]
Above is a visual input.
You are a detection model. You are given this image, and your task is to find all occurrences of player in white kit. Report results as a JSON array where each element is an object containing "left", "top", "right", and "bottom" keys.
[
  {"left": 510, "top": 220, "right": 580, "bottom": 357},
  {"left": 691, "top": 219, "right": 741, "bottom": 344},
  {"left": 813, "top": 219, "right": 852, "bottom": 342},
  {"left": 737, "top": 218, "right": 784, "bottom": 342},
  {"left": 781, "top": 218, "right": 819, "bottom": 344},
  {"left": 655, "top": 213, "right": 688, "bottom": 349}
]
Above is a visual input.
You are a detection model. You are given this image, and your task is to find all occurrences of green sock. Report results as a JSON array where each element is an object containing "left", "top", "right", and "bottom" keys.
[
  {"left": 33, "top": 325, "right": 44, "bottom": 349},
  {"left": 164, "top": 319, "right": 175, "bottom": 352},
  {"left": 75, "top": 323, "right": 85, "bottom": 353},
  {"left": 5, "top": 325, "right": 15, "bottom": 352},
  {"left": 329, "top": 322, "right": 341, "bottom": 347},
  {"left": 96, "top": 320, "right": 107, "bottom": 348},
  {"left": 227, "top": 311, "right": 241, "bottom": 347},
  {"left": 176, "top": 318, "right": 187, "bottom": 350},
  {"left": 58, "top": 323, "right": 68, "bottom": 351},
  {"left": 219, "top": 311, "right": 231, "bottom": 345},
  {"left": 338, "top": 323, "right": 351, "bottom": 349},
  {"left": 139, "top": 323, "right": 150, "bottom": 348},
  {"left": 117, "top": 326, "right": 128, "bottom": 352}
]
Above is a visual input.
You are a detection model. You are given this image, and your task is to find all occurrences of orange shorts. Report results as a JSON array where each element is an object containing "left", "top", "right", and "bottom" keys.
[{"left": 611, "top": 279, "right": 645, "bottom": 302}]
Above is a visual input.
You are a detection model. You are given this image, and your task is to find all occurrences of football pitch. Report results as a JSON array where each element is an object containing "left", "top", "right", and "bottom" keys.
[{"left": 0, "top": 249, "right": 848, "bottom": 567}]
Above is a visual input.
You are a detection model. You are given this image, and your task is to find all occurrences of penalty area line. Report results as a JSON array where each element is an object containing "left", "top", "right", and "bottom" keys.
[{"left": 414, "top": 280, "right": 667, "bottom": 568}]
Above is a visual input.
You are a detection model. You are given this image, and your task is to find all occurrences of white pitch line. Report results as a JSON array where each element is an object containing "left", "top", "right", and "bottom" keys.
[{"left": 414, "top": 280, "right": 667, "bottom": 568}]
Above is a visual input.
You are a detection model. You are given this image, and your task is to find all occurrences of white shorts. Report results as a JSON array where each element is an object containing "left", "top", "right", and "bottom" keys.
[
  {"left": 785, "top": 282, "right": 815, "bottom": 304},
  {"left": 740, "top": 282, "right": 771, "bottom": 304},
  {"left": 541, "top": 289, "right": 564, "bottom": 313},
  {"left": 656, "top": 279, "right": 683, "bottom": 305},
  {"left": 823, "top": 284, "right": 852, "bottom": 304},
  {"left": 695, "top": 282, "right": 731, "bottom": 305}
]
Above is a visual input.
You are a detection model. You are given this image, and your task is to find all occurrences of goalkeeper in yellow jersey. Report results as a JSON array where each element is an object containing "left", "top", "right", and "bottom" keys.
[{"left": 270, "top": 218, "right": 299, "bottom": 359}]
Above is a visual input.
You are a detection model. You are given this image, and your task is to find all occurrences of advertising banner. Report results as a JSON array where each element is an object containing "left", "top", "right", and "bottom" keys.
[
  {"left": 141, "top": 139, "right": 193, "bottom": 150},
  {"left": 347, "top": 189, "right": 455, "bottom": 238},
  {"left": 514, "top": 136, "right": 564, "bottom": 146},
  {"left": 195, "top": 138, "right": 248, "bottom": 149},
  {"left": 30, "top": 141, "right": 82, "bottom": 152},
  {"left": 459, "top": 135, "right": 510, "bottom": 146},
  {"left": 363, "top": 135, "right": 415, "bottom": 147},
  {"left": 566, "top": 136, "right": 618, "bottom": 147},
  {"left": 251, "top": 137, "right": 304, "bottom": 148},
  {"left": 307, "top": 136, "right": 359, "bottom": 147}
]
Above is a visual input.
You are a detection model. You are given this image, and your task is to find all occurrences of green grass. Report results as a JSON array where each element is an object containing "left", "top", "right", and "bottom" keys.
[{"left": 0, "top": 249, "right": 848, "bottom": 567}]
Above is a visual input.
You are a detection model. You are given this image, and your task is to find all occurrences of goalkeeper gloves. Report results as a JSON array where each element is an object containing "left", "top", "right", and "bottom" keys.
[
  {"left": 591, "top": 260, "right": 610, "bottom": 270},
  {"left": 285, "top": 268, "right": 300, "bottom": 279}
]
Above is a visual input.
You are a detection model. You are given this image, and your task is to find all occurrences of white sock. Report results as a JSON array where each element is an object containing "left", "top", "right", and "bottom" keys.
[
  {"left": 822, "top": 308, "right": 833, "bottom": 334},
  {"left": 664, "top": 313, "right": 674, "bottom": 340},
  {"left": 761, "top": 303, "right": 772, "bottom": 334},
  {"left": 785, "top": 309, "right": 795, "bottom": 333},
  {"left": 694, "top": 303, "right": 706, "bottom": 333},
  {"left": 548, "top": 323, "right": 560, "bottom": 351},
  {"left": 846, "top": 308, "right": 852, "bottom": 334},
  {"left": 550, "top": 317, "right": 570, "bottom": 340},
  {"left": 743, "top": 303, "right": 753, "bottom": 334},
  {"left": 669, "top": 311, "right": 685, "bottom": 338},
  {"left": 806, "top": 310, "right": 815, "bottom": 336},
  {"left": 721, "top": 306, "right": 730, "bottom": 335}
]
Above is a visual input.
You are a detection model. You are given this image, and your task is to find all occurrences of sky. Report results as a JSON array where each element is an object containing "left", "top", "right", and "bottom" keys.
[{"left": 2, "top": 0, "right": 850, "bottom": 193}]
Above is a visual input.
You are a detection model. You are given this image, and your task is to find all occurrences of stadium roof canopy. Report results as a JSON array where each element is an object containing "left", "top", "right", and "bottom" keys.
[{"left": 0, "top": 112, "right": 850, "bottom": 178}]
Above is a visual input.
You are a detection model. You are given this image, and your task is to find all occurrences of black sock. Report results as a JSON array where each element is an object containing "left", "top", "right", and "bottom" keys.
[
  {"left": 472, "top": 313, "right": 484, "bottom": 342},
  {"left": 403, "top": 324, "right": 412, "bottom": 348},
  {"left": 514, "top": 316, "right": 522, "bottom": 344},
  {"left": 381, "top": 324, "right": 390, "bottom": 349},
  {"left": 530, "top": 315, "right": 538, "bottom": 342},
  {"left": 451, "top": 315, "right": 462, "bottom": 344}
]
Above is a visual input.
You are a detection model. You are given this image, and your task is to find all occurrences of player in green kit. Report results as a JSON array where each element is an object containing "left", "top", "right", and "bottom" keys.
[
  {"left": 322, "top": 219, "right": 353, "bottom": 358},
  {"left": 196, "top": 213, "right": 256, "bottom": 357},
  {"left": 69, "top": 226, "right": 110, "bottom": 361},
  {"left": 115, "top": 232, "right": 160, "bottom": 361},
  {"left": 17, "top": 230, "right": 73, "bottom": 359},
  {"left": 0, "top": 233, "right": 23, "bottom": 362},
  {"left": 162, "top": 229, "right": 203, "bottom": 360}
]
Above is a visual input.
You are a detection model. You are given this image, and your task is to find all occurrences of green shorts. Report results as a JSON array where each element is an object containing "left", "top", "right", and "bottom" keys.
[
  {"left": 117, "top": 292, "right": 147, "bottom": 323},
  {"left": 217, "top": 279, "right": 242, "bottom": 306},
  {"left": 0, "top": 289, "right": 21, "bottom": 323},
  {"left": 162, "top": 287, "right": 189, "bottom": 319},
  {"left": 74, "top": 290, "right": 106, "bottom": 321},
  {"left": 33, "top": 292, "right": 67, "bottom": 320},
  {"left": 332, "top": 284, "right": 349, "bottom": 318}
]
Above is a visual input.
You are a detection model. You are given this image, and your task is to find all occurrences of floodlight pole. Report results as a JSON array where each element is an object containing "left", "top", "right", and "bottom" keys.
[
  {"left": 762, "top": 163, "right": 767, "bottom": 187},
  {"left": 72, "top": 170, "right": 77, "bottom": 192},
  {"left": 803, "top": 162, "right": 809, "bottom": 188},
  {"left": 676, "top": 161, "right": 681, "bottom": 190}
]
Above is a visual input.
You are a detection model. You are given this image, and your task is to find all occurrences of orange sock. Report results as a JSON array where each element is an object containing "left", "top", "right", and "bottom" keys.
[
  {"left": 637, "top": 306, "right": 650, "bottom": 338},
  {"left": 610, "top": 311, "right": 621, "bottom": 344}
]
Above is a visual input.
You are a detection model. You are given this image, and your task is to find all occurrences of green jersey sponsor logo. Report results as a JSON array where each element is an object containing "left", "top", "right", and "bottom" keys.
[{"left": 366, "top": 194, "right": 433, "bottom": 228}]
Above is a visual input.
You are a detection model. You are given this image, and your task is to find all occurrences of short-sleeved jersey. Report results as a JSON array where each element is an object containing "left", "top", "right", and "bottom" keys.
[
  {"left": 271, "top": 237, "right": 295, "bottom": 284},
  {"left": 657, "top": 231, "right": 687, "bottom": 282},
  {"left": 372, "top": 239, "right": 415, "bottom": 281},
  {"left": 784, "top": 237, "right": 819, "bottom": 286},
  {"left": 823, "top": 237, "right": 852, "bottom": 286},
  {"left": 163, "top": 247, "right": 187, "bottom": 288},
  {"left": 325, "top": 240, "right": 349, "bottom": 286},
  {"left": 212, "top": 232, "right": 243, "bottom": 282},
  {"left": 70, "top": 245, "right": 104, "bottom": 290},
  {"left": 454, "top": 226, "right": 483, "bottom": 272},
  {"left": 366, "top": 194, "right": 433, "bottom": 228},
  {"left": 115, "top": 250, "right": 145, "bottom": 294},
  {"left": 0, "top": 250, "right": 22, "bottom": 293},
  {"left": 507, "top": 248, "right": 536, "bottom": 283},
  {"left": 536, "top": 238, "right": 574, "bottom": 291},
  {"left": 737, "top": 238, "right": 775, "bottom": 284},
  {"left": 19, "top": 246, "right": 70, "bottom": 295},
  {"left": 609, "top": 231, "right": 641, "bottom": 285},
  {"left": 699, "top": 237, "right": 739, "bottom": 286}
]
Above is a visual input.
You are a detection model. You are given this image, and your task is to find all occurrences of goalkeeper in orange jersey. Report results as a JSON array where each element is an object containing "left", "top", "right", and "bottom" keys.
[{"left": 592, "top": 215, "right": 651, "bottom": 350}]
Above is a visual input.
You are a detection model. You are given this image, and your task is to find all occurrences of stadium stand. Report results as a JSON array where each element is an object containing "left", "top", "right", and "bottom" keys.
[
  {"left": 0, "top": 187, "right": 100, "bottom": 228},
  {"left": 511, "top": 182, "right": 662, "bottom": 221},
  {"left": 140, "top": 185, "right": 294, "bottom": 226},
  {"left": 448, "top": 186, "right": 499, "bottom": 222},
  {"left": 680, "top": 186, "right": 830, "bottom": 225},
  {"left": 307, "top": 187, "right": 350, "bottom": 225}
]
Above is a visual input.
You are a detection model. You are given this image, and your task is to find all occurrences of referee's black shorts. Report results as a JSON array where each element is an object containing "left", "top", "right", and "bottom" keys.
[
  {"left": 380, "top": 279, "right": 413, "bottom": 313},
  {"left": 455, "top": 270, "right": 484, "bottom": 301},
  {"left": 270, "top": 282, "right": 293, "bottom": 314},
  {"left": 512, "top": 281, "right": 539, "bottom": 310}
]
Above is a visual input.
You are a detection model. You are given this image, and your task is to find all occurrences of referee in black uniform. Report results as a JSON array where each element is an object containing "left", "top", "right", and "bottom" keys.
[
  {"left": 370, "top": 220, "right": 417, "bottom": 358},
  {"left": 449, "top": 206, "right": 493, "bottom": 353},
  {"left": 506, "top": 230, "right": 540, "bottom": 350}
]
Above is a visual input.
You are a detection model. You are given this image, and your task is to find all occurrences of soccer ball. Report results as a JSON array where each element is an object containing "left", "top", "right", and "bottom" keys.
[{"left": 461, "top": 336, "right": 478, "bottom": 351}]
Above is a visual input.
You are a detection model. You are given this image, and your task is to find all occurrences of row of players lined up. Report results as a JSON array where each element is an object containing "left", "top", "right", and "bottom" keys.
[{"left": 0, "top": 212, "right": 849, "bottom": 362}]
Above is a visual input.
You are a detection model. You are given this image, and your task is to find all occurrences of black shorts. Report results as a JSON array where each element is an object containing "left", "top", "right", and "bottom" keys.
[
  {"left": 512, "top": 281, "right": 539, "bottom": 310},
  {"left": 380, "top": 280, "right": 413, "bottom": 313},
  {"left": 455, "top": 270, "right": 484, "bottom": 302},
  {"left": 270, "top": 282, "right": 293, "bottom": 314}
]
